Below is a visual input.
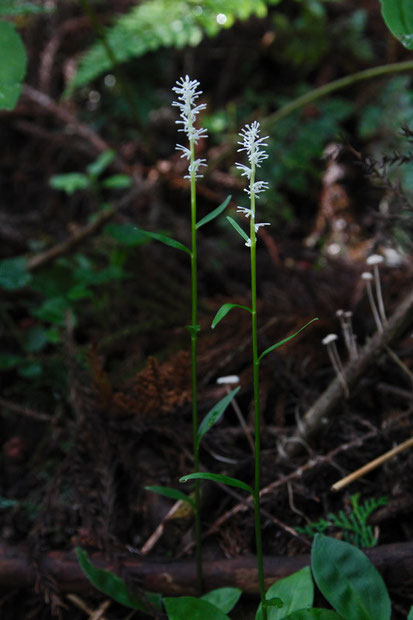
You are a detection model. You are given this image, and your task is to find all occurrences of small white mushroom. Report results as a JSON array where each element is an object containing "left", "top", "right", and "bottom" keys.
[
  {"left": 216, "top": 375, "right": 254, "bottom": 453},
  {"left": 362, "top": 272, "right": 383, "bottom": 332},
  {"left": 366, "top": 254, "right": 386, "bottom": 323},
  {"left": 322, "top": 333, "right": 349, "bottom": 397},
  {"left": 336, "top": 310, "right": 357, "bottom": 361}
]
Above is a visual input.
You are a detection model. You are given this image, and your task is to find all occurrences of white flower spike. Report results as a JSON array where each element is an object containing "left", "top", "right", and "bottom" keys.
[
  {"left": 234, "top": 121, "right": 270, "bottom": 247},
  {"left": 172, "top": 75, "right": 207, "bottom": 178}
]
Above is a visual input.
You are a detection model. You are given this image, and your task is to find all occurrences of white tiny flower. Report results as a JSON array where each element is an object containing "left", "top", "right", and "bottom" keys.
[
  {"left": 235, "top": 163, "right": 252, "bottom": 179},
  {"left": 236, "top": 206, "right": 253, "bottom": 218},
  {"left": 175, "top": 144, "right": 191, "bottom": 160},
  {"left": 184, "top": 158, "right": 207, "bottom": 179},
  {"left": 255, "top": 222, "right": 271, "bottom": 232},
  {"left": 361, "top": 272, "right": 373, "bottom": 281}
]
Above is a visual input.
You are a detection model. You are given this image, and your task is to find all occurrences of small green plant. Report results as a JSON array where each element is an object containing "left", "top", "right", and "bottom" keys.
[
  {"left": 49, "top": 149, "right": 132, "bottom": 197},
  {"left": 296, "top": 494, "right": 388, "bottom": 548},
  {"left": 180, "top": 119, "right": 316, "bottom": 619},
  {"left": 76, "top": 534, "right": 399, "bottom": 618}
]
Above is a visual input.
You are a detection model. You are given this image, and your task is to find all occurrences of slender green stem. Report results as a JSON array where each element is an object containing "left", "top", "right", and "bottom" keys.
[
  {"left": 189, "top": 131, "right": 203, "bottom": 593},
  {"left": 263, "top": 60, "right": 413, "bottom": 129},
  {"left": 249, "top": 166, "right": 267, "bottom": 620}
]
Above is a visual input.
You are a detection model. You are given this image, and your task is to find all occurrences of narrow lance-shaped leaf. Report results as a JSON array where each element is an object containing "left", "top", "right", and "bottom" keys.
[
  {"left": 258, "top": 319, "right": 318, "bottom": 363},
  {"left": 180, "top": 472, "right": 253, "bottom": 495},
  {"left": 145, "top": 486, "right": 195, "bottom": 509},
  {"left": 139, "top": 229, "right": 191, "bottom": 254},
  {"left": 227, "top": 215, "right": 250, "bottom": 243},
  {"left": 75, "top": 547, "right": 162, "bottom": 612},
  {"left": 197, "top": 387, "right": 240, "bottom": 448},
  {"left": 212, "top": 303, "right": 252, "bottom": 329},
  {"left": 196, "top": 195, "right": 231, "bottom": 229}
]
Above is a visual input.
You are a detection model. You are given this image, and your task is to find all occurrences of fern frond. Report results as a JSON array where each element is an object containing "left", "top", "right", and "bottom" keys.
[{"left": 68, "top": 0, "right": 272, "bottom": 93}]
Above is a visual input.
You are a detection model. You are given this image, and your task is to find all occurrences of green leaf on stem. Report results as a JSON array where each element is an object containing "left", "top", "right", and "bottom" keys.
[
  {"left": 0, "top": 256, "right": 31, "bottom": 290},
  {"left": 311, "top": 534, "right": 391, "bottom": 620},
  {"left": 49, "top": 173, "right": 90, "bottom": 195},
  {"left": 196, "top": 195, "right": 231, "bottom": 229},
  {"left": 197, "top": 387, "right": 240, "bottom": 447},
  {"left": 0, "top": 21, "right": 27, "bottom": 111},
  {"left": 408, "top": 606, "right": 413, "bottom": 620},
  {"left": 75, "top": 547, "right": 162, "bottom": 612},
  {"left": 255, "top": 566, "right": 313, "bottom": 619},
  {"left": 101, "top": 174, "right": 132, "bottom": 189},
  {"left": 86, "top": 150, "right": 115, "bottom": 178},
  {"left": 180, "top": 472, "right": 253, "bottom": 495},
  {"left": 164, "top": 596, "right": 231, "bottom": 620},
  {"left": 226, "top": 216, "right": 249, "bottom": 243},
  {"left": 140, "top": 230, "right": 191, "bottom": 254},
  {"left": 258, "top": 319, "right": 318, "bottom": 363},
  {"left": 380, "top": 0, "right": 413, "bottom": 49},
  {"left": 145, "top": 486, "right": 195, "bottom": 509},
  {"left": 201, "top": 587, "right": 242, "bottom": 613},
  {"left": 211, "top": 303, "right": 252, "bottom": 329}
]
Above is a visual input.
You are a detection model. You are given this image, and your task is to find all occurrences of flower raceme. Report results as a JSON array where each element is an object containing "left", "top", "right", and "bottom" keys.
[
  {"left": 172, "top": 75, "right": 207, "bottom": 179},
  {"left": 235, "top": 121, "right": 270, "bottom": 247}
]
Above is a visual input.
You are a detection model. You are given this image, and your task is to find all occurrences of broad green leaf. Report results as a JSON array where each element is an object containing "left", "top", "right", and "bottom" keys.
[
  {"left": 211, "top": 303, "right": 252, "bottom": 329},
  {"left": 180, "top": 472, "right": 253, "bottom": 495},
  {"left": 226, "top": 216, "right": 249, "bottom": 243},
  {"left": 201, "top": 587, "right": 242, "bottom": 614},
  {"left": 0, "top": 0, "right": 49, "bottom": 15},
  {"left": 104, "top": 223, "right": 149, "bottom": 246},
  {"left": 23, "top": 325, "right": 48, "bottom": 353},
  {"left": 196, "top": 195, "right": 231, "bottom": 229},
  {"left": 0, "top": 21, "right": 27, "bottom": 110},
  {"left": 256, "top": 567, "right": 313, "bottom": 620},
  {"left": 101, "top": 174, "right": 132, "bottom": 189},
  {"left": 145, "top": 486, "right": 195, "bottom": 509},
  {"left": 17, "top": 360, "right": 42, "bottom": 378},
  {"left": 140, "top": 230, "right": 190, "bottom": 255},
  {"left": 283, "top": 610, "right": 341, "bottom": 619},
  {"left": 311, "top": 534, "right": 391, "bottom": 620},
  {"left": 380, "top": 0, "right": 413, "bottom": 49},
  {"left": 49, "top": 173, "right": 90, "bottom": 195},
  {"left": 197, "top": 387, "right": 240, "bottom": 446},
  {"left": 86, "top": 150, "right": 115, "bottom": 177},
  {"left": 0, "top": 256, "right": 31, "bottom": 290},
  {"left": 408, "top": 606, "right": 413, "bottom": 620},
  {"left": 164, "top": 596, "right": 231, "bottom": 620},
  {"left": 75, "top": 547, "right": 162, "bottom": 612},
  {"left": 32, "top": 297, "right": 70, "bottom": 326},
  {"left": 0, "top": 354, "right": 22, "bottom": 370},
  {"left": 258, "top": 319, "right": 318, "bottom": 363}
]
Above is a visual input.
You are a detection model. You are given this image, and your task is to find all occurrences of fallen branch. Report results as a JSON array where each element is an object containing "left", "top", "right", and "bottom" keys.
[
  {"left": 282, "top": 288, "right": 413, "bottom": 456},
  {"left": 0, "top": 540, "right": 412, "bottom": 597}
]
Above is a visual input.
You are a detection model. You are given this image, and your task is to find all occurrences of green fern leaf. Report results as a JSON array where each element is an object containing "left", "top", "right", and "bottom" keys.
[{"left": 67, "top": 0, "right": 274, "bottom": 92}]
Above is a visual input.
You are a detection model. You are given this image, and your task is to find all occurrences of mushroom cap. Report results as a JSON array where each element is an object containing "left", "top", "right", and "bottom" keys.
[
  {"left": 361, "top": 272, "right": 373, "bottom": 280},
  {"left": 322, "top": 333, "right": 338, "bottom": 345},
  {"left": 216, "top": 375, "right": 240, "bottom": 385},
  {"left": 367, "top": 254, "right": 384, "bottom": 266}
]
